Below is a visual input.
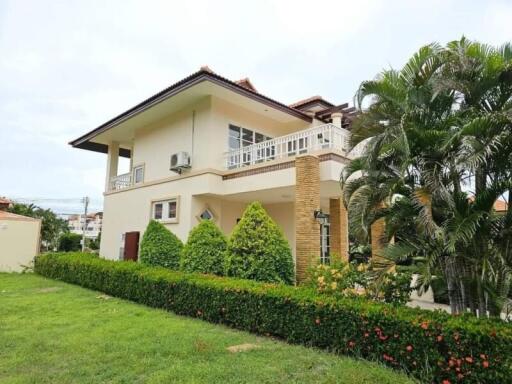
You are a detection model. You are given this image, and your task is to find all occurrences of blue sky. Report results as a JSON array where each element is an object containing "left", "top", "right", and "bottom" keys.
[{"left": 1, "top": 0, "right": 511, "bottom": 213}]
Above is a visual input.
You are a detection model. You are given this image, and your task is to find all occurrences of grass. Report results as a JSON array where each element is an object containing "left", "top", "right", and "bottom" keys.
[{"left": 0, "top": 273, "right": 415, "bottom": 384}]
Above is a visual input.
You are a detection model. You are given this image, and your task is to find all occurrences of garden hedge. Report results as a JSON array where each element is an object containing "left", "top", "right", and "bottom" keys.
[
  {"left": 139, "top": 220, "right": 182, "bottom": 269},
  {"left": 181, "top": 220, "right": 227, "bottom": 276},
  {"left": 225, "top": 202, "right": 294, "bottom": 284},
  {"left": 34, "top": 253, "right": 512, "bottom": 384}
]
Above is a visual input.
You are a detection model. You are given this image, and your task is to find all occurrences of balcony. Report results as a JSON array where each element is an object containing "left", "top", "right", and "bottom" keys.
[
  {"left": 107, "top": 124, "right": 361, "bottom": 191},
  {"left": 225, "top": 123, "right": 352, "bottom": 170},
  {"left": 109, "top": 172, "right": 132, "bottom": 192}
]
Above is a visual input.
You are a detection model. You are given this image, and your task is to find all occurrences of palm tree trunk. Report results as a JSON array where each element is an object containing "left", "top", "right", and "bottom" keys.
[{"left": 445, "top": 260, "right": 463, "bottom": 314}]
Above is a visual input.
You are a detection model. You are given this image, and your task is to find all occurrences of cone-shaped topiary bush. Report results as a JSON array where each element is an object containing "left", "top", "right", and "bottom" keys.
[
  {"left": 225, "top": 202, "right": 294, "bottom": 284},
  {"left": 181, "top": 220, "right": 227, "bottom": 275},
  {"left": 139, "top": 220, "right": 183, "bottom": 269}
]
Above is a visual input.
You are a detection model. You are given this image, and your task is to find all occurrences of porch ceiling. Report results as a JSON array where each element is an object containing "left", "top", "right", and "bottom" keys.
[{"left": 197, "top": 180, "right": 343, "bottom": 206}]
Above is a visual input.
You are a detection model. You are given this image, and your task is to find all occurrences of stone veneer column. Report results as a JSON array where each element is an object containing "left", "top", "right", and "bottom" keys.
[
  {"left": 329, "top": 198, "right": 349, "bottom": 262},
  {"left": 295, "top": 155, "right": 320, "bottom": 283}
]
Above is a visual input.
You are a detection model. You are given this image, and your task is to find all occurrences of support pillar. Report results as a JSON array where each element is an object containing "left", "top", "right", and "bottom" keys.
[
  {"left": 105, "top": 141, "right": 119, "bottom": 192},
  {"left": 332, "top": 112, "right": 343, "bottom": 128},
  {"left": 295, "top": 155, "right": 320, "bottom": 283},
  {"left": 329, "top": 198, "right": 349, "bottom": 263}
]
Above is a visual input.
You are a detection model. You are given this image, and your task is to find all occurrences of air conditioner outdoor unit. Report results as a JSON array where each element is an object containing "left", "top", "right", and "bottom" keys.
[{"left": 170, "top": 151, "right": 191, "bottom": 174}]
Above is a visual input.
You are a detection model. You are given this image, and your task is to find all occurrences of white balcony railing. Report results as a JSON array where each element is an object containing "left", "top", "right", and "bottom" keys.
[
  {"left": 109, "top": 172, "right": 132, "bottom": 191},
  {"left": 225, "top": 124, "right": 351, "bottom": 169}
]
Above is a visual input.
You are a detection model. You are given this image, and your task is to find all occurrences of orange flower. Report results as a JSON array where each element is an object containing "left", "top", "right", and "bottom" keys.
[
  {"left": 315, "top": 318, "right": 321, "bottom": 325},
  {"left": 437, "top": 335, "right": 443, "bottom": 342},
  {"left": 420, "top": 322, "right": 429, "bottom": 330},
  {"left": 406, "top": 345, "right": 413, "bottom": 352},
  {"left": 442, "top": 380, "right": 451, "bottom": 384},
  {"left": 482, "top": 360, "right": 489, "bottom": 368},
  {"left": 465, "top": 357, "right": 473, "bottom": 364}
]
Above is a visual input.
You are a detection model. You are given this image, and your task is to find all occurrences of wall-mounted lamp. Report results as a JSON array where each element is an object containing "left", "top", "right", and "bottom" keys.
[{"left": 314, "top": 209, "right": 329, "bottom": 225}]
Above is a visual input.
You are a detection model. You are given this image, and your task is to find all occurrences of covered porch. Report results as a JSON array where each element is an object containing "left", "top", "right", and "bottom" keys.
[{"left": 192, "top": 157, "right": 349, "bottom": 282}]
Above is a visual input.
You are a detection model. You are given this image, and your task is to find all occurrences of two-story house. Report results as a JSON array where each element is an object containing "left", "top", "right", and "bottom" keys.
[{"left": 70, "top": 67, "right": 359, "bottom": 281}]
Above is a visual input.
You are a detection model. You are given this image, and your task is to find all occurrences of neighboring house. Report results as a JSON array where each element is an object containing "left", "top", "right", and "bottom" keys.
[
  {"left": 67, "top": 212, "right": 102, "bottom": 239},
  {"left": 70, "top": 66, "right": 359, "bottom": 281},
  {"left": 0, "top": 199, "right": 41, "bottom": 272},
  {"left": 0, "top": 197, "right": 12, "bottom": 210}
]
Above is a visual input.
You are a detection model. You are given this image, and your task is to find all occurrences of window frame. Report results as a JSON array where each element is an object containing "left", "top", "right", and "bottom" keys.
[
  {"left": 228, "top": 124, "right": 274, "bottom": 166},
  {"left": 132, "top": 164, "right": 145, "bottom": 184},
  {"left": 320, "top": 221, "right": 331, "bottom": 265},
  {"left": 228, "top": 124, "right": 273, "bottom": 151},
  {"left": 150, "top": 196, "right": 180, "bottom": 224}
]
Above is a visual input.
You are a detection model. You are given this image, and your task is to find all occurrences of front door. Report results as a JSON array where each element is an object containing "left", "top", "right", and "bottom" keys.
[{"left": 124, "top": 231, "right": 140, "bottom": 261}]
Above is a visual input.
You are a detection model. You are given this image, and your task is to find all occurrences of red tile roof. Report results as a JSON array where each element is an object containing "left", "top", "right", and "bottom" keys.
[
  {"left": 70, "top": 67, "right": 314, "bottom": 154},
  {"left": 235, "top": 78, "right": 257, "bottom": 92},
  {"left": 289, "top": 95, "right": 334, "bottom": 109}
]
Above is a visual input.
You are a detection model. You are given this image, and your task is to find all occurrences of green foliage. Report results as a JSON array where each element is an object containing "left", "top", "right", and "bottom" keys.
[
  {"left": 139, "top": 220, "right": 182, "bottom": 269},
  {"left": 8, "top": 202, "right": 68, "bottom": 251},
  {"left": 306, "top": 262, "right": 412, "bottom": 306},
  {"left": 344, "top": 38, "right": 512, "bottom": 316},
  {"left": 35, "top": 253, "right": 512, "bottom": 384},
  {"left": 225, "top": 202, "right": 294, "bottom": 284},
  {"left": 306, "top": 262, "right": 364, "bottom": 297},
  {"left": 1, "top": 274, "right": 413, "bottom": 384},
  {"left": 88, "top": 231, "right": 101, "bottom": 251},
  {"left": 181, "top": 220, "right": 227, "bottom": 275},
  {"left": 58, "top": 232, "right": 82, "bottom": 252}
]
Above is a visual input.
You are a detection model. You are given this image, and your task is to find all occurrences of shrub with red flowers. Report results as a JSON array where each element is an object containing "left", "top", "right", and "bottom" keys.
[{"left": 35, "top": 252, "right": 512, "bottom": 384}]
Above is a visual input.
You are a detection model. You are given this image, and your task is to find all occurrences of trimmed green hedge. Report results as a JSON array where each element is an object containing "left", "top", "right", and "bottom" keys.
[
  {"left": 139, "top": 220, "right": 182, "bottom": 269},
  {"left": 34, "top": 253, "right": 512, "bottom": 384},
  {"left": 225, "top": 202, "right": 294, "bottom": 284},
  {"left": 181, "top": 220, "right": 227, "bottom": 276}
]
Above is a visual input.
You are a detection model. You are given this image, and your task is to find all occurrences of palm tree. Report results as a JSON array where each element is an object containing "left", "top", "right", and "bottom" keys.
[{"left": 343, "top": 38, "right": 512, "bottom": 317}]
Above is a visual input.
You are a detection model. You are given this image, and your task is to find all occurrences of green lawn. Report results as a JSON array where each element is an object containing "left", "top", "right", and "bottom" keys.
[{"left": 0, "top": 273, "right": 415, "bottom": 384}]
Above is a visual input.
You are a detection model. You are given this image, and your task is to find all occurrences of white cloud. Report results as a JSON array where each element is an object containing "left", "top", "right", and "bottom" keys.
[{"left": 1, "top": 0, "right": 511, "bottom": 212}]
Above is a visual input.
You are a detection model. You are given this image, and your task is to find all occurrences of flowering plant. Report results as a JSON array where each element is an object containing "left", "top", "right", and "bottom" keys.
[{"left": 306, "top": 260, "right": 412, "bottom": 305}]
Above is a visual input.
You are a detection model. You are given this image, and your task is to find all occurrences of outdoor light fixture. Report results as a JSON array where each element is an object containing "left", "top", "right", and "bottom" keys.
[{"left": 314, "top": 209, "right": 329, "bottom": 225}]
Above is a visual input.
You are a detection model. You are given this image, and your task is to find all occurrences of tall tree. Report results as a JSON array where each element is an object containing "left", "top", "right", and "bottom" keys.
[{"left": 343, "top": 38, "right": 512, "bottom": 316}]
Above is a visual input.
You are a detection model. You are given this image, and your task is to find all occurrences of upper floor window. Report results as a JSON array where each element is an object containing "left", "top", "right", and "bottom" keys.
[
  {"left": 151, "top": 197, "right": 179, "bottom": 223},
  {"left": 133, "top": 165, "right": 144, "bottom": 184},
  {"left": 228, "top": 125, "right": 272, "bottom": 151}
]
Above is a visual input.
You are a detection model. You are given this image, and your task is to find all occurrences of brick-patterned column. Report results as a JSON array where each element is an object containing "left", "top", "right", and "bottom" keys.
[
  {"left": 329, "top": 198, "right": 349, "bottom": 263},
  {"left": 295, "top": 155, "right": 320, "bottom": 283}
]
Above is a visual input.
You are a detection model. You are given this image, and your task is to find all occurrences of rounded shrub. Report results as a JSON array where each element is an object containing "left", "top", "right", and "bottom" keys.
[
  {"left": 225, "top": 201, "right": 294, "bottom": 284},
  {"left": 181, "top": 220, "right": 227, "bottom": 275},
  {"left": 58, "top": 232, "right": 82, "bottom": 252},
  {"left": 139, "top": 220, "right": 183, "bottom": 269}
]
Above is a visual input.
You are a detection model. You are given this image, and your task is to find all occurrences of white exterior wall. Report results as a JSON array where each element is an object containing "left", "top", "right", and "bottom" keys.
[
  {"left": 99, "top": 93, "right": 347, "bottom": 261},
  {"left": 100, "top": 174, "right": 296, "bottom": 261},
  {"left": 0, "top": 217, "right": 41, "bottom": 272}
]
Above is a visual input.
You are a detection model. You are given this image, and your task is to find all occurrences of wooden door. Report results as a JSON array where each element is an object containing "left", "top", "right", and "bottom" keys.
[{"left": 124, "top": 231, "right": 140, "bottom": 261}]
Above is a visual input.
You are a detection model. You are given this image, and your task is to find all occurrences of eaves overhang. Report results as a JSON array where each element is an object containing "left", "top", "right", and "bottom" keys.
[{"left": 69, "top": 69, "right": 313, "bottom": 155}]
